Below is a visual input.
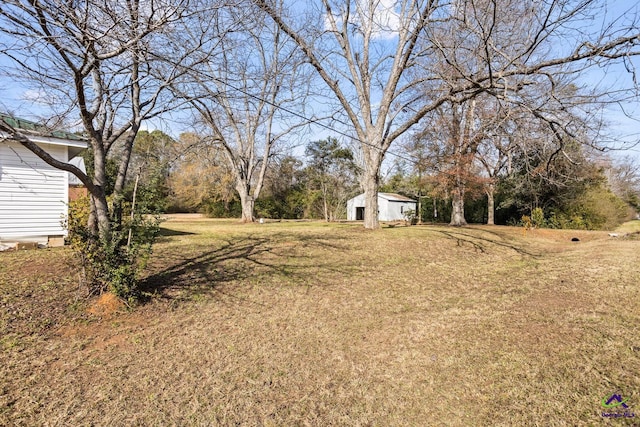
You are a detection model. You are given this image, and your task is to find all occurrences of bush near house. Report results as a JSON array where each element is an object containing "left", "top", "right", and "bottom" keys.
[{"left": 65, "top": 195, "right": 160, "bottom": 302}]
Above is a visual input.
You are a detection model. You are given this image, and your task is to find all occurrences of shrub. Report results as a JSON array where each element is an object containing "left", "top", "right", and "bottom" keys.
[
  {"left": 530, "top": 207, "right": 546, "bottom": 228},
  {"left": 545, "top": 187, "right": 633, "bottom": 230},
  {"left": 66, "top": 195, "right": 91, "bottom": 246},
  {"left": 575, "top": 187, "right": 632, "bottom": 230},
  {"left": 65, "top": 196, "right": 160, "bottom": 304},
  {"left": 403, "top": 209, "right": 417, "bottom": 225},
  {"left": 202, "top": 198, "right": 242, "bottom": 218}
]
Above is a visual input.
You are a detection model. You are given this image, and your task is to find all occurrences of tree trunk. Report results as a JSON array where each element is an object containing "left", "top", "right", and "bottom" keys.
[
  {"left": 88, "top": 196, "right": 98, "bottom": 235},
  {"left": 111, "top": 132, "right": 136, "bottom": 226},
  {"left": 361, "top": 146, "right": 384, "bottom": 229},
  {"left": 433, "top": 198, "right": 438, "bottom": 221},
  {"left": 486, "top": 184, "right": 495, "bottom": 225},
  {"left": 92, "top": 192, "right": 111, "bottom": 237},
  {"left": 321, "top": 181, "right": 330, "bottom": 222},
  {"left": 237, "top": 184, "right": 255, "bottom": 223},
  {"left": 362, "top": 169, "right": 380, "bottom": 229},
  {"left": 450, "top": 190, "right": 467, "bottom": 226},
  {"left": 89, "top": 142, "right": 112, "bottom": 237}
]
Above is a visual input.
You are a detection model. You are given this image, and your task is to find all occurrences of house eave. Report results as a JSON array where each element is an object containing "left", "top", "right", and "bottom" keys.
[{"left": 0, "top": 131, "right": 87, "bottom": 158}]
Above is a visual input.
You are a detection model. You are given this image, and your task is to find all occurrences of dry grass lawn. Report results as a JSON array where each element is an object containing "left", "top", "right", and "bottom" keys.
[{"left": 1, "top": 218, "right": 639, "bottom": 426}]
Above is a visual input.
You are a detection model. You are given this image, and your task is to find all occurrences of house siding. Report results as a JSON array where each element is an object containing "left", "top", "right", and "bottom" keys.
[{"left": 0, "top": 140, "right": 69, "bottom": 240}]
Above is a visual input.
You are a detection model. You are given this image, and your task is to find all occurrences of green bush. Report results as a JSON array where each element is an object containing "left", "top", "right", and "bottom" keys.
[
  {"left": 65, "top": 196, "right": 160, "bottom": 303},
  {"left": 202, "top": 198, "right": 242, "bottom": 218},
  {"left": 255, "top": 197, "right": 287, "bottom": 219},
  {"left": 575, "top": 187, "right": 632, "bottom": 230},
  {"left": 545, "top": 187, "right": 632, "bottom": 230},
  {"left": 531, "top": 207, "right": 546, "bottom": 228}
]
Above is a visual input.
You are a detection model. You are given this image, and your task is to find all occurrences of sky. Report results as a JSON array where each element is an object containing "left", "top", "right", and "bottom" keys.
[
  {"left": 567, "top": 1, "right": 640, "bottom": 160},
  {"left": 0, "top": 0, "right": 638, "bottom": 166}
]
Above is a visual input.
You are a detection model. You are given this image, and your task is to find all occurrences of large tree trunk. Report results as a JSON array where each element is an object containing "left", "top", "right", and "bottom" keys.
[
  {"left": 363, "top": 187, "right": 379, "bottom": 228},
  {"left": 362, "top": 170, "right": 380, "bottom": 229},
  {"left": 486, "top": 183, "right": 495, "bottom": 225},
  {"left": 361, "top": 147, "right": 384, "bottom": 229},
  {"left": 240, "top": 196, "right": 254, "bottom": 222},
  {"left": 237, "top": 183, "right": 255, "bottom": 223},
  {"left": 450, "top": 190, "right": 467, "bottom": 226}
]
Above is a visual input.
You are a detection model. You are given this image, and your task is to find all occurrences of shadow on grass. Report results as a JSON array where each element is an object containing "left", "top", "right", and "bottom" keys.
[
  {"left": 157, "top": 227, "right": 196, "bottom": 237},
  {"left": 427, "top": 226, "right": 541, "bottom": 257},
  {"left": 139, "top": 231, "right": 353, "bottom": 304}
]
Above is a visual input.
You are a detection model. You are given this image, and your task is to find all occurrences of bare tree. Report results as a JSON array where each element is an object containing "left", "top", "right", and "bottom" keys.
[
  {"left": 178, "top": 3, "right": 310, "bottom": 222},
  {"left": 476, "top": 125, "right": 514, "bottom": 225},
  {"left": 412, "top": 98, "right": 488, "bottom": 225},
  {"left": 255, "top": 0, "right": 640, "bottom": 229},
  {"left": 604, "top": 155, "right": 640, "bottom": 211},
  {"left": 0, "top": 0, "right": 214, "bottom": 237}
]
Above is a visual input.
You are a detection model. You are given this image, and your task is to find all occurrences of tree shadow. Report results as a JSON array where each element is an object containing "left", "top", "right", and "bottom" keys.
[
  {"left": 140, "top": 225, "right": 539, "bottom": 307},
  {"left": 427, "top": 226, "right": 541, "bottom": 257},
  {"left": 140, "top": 236, "right": 270, "bottom": 300},
  {"left": 139, "top": 231, "right": 354, "bottom": 304},
  {"left": 157, "top": 227, "right": 196, "bottom": 237}
]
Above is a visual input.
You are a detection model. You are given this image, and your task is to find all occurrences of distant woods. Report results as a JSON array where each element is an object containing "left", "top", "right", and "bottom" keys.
[
  {"left": 1, "top": 0, "right": 640, "bottom": 231},
  {"left": 130, "top": 131, "right": 638, "bottom": 230}
]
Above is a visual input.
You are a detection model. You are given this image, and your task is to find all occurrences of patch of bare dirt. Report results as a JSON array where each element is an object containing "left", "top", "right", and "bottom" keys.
[{"left": 86, "top": 292, "right": 125, "bottom": 318}]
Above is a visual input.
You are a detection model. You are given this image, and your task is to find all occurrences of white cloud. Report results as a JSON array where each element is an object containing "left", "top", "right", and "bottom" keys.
[
  {"left": 325, "top": 0, "right": 400, "bottom": 41},
  {"left": 21, "top": 89, "right": 49, "bottom": 104},
  {"left": 369, "top": 0, "right": 400, "bottom": 39}
]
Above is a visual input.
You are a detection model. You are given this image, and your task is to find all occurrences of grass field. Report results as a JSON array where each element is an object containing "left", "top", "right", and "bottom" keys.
[{"left": 1, "top": 218, "right": 639, "bottom": 426}]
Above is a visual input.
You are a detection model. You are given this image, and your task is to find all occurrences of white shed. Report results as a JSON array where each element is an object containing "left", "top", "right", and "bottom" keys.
[
  {"left": 0, "top": 115, "right": 87, "bottom": 245},
  {"left": 347, "top": 192, "right": 417, "bottom": 221}
]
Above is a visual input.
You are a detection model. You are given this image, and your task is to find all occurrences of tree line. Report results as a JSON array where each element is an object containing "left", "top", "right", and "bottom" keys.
[{"left": 125, "top": 128, "right": 639, "bottom": 229}]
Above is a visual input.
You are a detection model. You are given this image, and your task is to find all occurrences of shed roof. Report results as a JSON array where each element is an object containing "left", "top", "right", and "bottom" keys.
[{"left": 378, "top": 192, "right": 416, "bottom": 202}]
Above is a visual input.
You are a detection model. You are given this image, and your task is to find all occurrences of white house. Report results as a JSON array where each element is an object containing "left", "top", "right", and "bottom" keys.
[
  {"left": 0, "top": 115, "right": 87, "bottom": 246},
  {"left": 347, "top": 192, "right": 417, "bottom": 221}
]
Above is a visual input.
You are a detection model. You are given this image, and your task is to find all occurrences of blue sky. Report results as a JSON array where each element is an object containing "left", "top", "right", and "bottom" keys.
[{"left": 0, "top": 0, "right": 638, "bottom": 165}]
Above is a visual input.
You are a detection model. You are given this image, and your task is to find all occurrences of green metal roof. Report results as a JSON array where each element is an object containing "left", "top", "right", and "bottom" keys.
[{"left": 0, "top": 113, "right": 86, "bottom": 141}]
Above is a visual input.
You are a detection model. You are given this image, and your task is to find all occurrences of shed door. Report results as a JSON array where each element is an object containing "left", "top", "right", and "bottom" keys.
[{"left": 356, "top": 207, "right": 365, "bottom": 221}]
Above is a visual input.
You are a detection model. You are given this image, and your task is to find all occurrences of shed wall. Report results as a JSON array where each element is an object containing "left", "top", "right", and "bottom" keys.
[
  {"left": 347, "top": 193, "right": 366, "bottom": 221},
  {"left": 379, "top": 200, "right": 416, "bottom": 221},
  {"left": 347, "top": 193, "right": 417, "bottom": 221}
]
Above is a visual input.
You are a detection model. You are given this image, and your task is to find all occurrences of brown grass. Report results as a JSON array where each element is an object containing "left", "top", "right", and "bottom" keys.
[{"left": 1, "top": 219, "right": 639, "bottom": 425}]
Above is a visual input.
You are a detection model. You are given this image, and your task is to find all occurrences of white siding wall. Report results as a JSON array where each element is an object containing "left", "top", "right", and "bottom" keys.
[
  {"left": 0, "top": 141, "right": 69, "bottom": 240},
  {"left": 347, "top": 193, "right": 366, "bottom": 220},
  {"left": 379, "top": 200, "right": 416, "bottom": 221},
  {"left": 347, "top": 194, "right": 417, "bottom": 221}
]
